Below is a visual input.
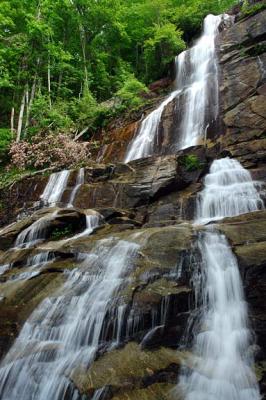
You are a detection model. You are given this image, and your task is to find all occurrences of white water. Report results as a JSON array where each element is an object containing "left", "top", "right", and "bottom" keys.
[
  {"left": 11, "top": 252, "right": 55, "bottom": 282},
  {"left": 179, "top": 157, "right": 263, "bottom": 400},
  {"left": 0, "top": 238, "right": 139, "bottom": 400},
  {"left": 196, "top": 157, "right": 264, "bottom": 224},
  {"left": 15, "top": 211, "right": 58, "bottom": 249},
  {"left": 124, "top": 89, "right": 180, "bottom": 162},
  {"left": 68, "top": 168, "right": 85, "bottom": 207},
  {"left": 40, "top": 170, "right": 70, "bottom": 206},
  {"left": 178, "top": 14, "right": 222, "bottom": 149},
  {"left": 125, "top": 14, "right": 225, "bottom": 162}
]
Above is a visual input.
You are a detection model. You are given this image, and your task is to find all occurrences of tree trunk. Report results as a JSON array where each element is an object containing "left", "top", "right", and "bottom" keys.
[
  {"left": 48, "top": 53, "right": 52, "bottom": 109},
  {"left": 80, "top": 26, "right": 89, "bottom": 95},
  {"left": 16, "top": 89, "right": 26, "bottom": 142},
  {"left": 10, "top": 107, "right": 15, "bottom": 137},
  {"left": 25, "top": 75, "right": 38, "bottom": 132},
  {"left": 74, "top": 126, "right": 89, "bottom": 141}
]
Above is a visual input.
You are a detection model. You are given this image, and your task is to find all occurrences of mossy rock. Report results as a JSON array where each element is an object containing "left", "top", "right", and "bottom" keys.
[
  {"left": 112, "top": 383, "right": 177, "bottom": 400},
  {"left": 234, "top": 241, "right": 266, "bottom": 268},
  {"left": 218, "top": 210, "right": 266, "bottom": 246},
  {"left": 71, "top": 343, "right": 184, "bottom": 395}
]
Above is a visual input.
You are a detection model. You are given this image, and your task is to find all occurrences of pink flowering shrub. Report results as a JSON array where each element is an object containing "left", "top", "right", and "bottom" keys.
[{"left": 9, "top": 134, "right": 90, "bottom": 170}]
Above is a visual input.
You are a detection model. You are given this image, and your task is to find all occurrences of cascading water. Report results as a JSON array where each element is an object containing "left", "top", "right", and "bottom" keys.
[
  {"left": 178, "top": 157, "right": 263, "bottom": 400},
  {"left": 11, "top": 252, "right": 55, "bottom": 281},
  {"left": 68, "top": 168, "right": 85, "bottom": 207},
  {"left": 124, "top": 88, "right": 180, "bottom": 162},
  {"left": 60, "top": 212, "right": 101, "bottom": 243},
  {"left": 177, "top": 14, "right": 223, "bottom": 149},
  {"left": 40, "top": 170, "right": 70, "bottom": 206},
  {"left": 125, "top": 14, "right": 226, "bottom": 162},
  {"left": 0, "top": 236, "right": 139, "bottom": 400},
  {"left": 15, "top": 211, "right": 58, "bottom": 249},
  {"left": 196, "top": 157, "right": 264, "bottom": 224}
]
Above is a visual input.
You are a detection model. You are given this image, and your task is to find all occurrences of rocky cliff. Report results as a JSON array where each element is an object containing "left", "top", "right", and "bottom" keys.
[{"left": 0, "top": 7, "right": 265, "bottom": 400}]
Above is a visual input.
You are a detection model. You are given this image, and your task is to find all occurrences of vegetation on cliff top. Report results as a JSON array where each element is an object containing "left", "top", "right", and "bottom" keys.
[{"left": 0, "top": 0, "right": 237, "bottom": 172}]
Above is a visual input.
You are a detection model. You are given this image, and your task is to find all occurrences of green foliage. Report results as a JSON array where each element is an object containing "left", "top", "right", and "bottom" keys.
[
  {"left": 29, "top": 96, "right": 73, "bottom": 133},
  {"left": 180, "top": 154, "right": 202, "bottom": 171},
  {"left": 144, "top": 24, "right": 185, "bottom": 82},
  {"left": 116, "top": 74, "right": 148, "bottom": 109},
  {"left": 51, "top": 226, "right": 73, "bottom": 241},
  {"left": 0, "top": 129, "right": 12, "bottom": 163},
  {"left": 0, "top": 0, "right": 238, "bottom": 164},
  {"left": 69, "top": 91, "right": 111, "bottom": 131},
  {"left": 0, "top": 166, "right": 34, "bottom": 189}
]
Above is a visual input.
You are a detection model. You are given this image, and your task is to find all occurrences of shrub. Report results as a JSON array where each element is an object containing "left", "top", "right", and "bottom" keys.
[
  {"left": 51, "top": 226, "right": 73, "bottom": 240},
  {"left": 9, "top": 133, "right": 90, "bottom": 170},
  {"left": 116, "top": 74, "right": 148, "bottom": 109}
]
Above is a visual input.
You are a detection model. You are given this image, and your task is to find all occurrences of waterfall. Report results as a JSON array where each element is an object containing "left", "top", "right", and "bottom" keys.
[
  {"left": 15, "top": 211, "right": 58, "bottom": 249},
  {"left": 0, "top": 237, "right": 139, "bottom": 400},
  {"left": 68, "top": 168, "right": 85, "bottom": 207},
  {"left": 124, "top": 89, "right": 180, "bottom": 162},
  {"left": 178, "top": 157, "right": 263, "bottom": 400},
  {"left": 125, "top": 14, "right": 226, "bottom": 162},
  {"left": 177, "top": 14, "right": 222, "bottom": 149},
  {"left": 60, "top": 212, "right": 101, "bottom": 243},
  {"left": 40, "top": 170, "right": 70, "bottom": 206},
  {"left": 11, "top": 252, "right": 55, "bottom": 281},
  {"left": 196, "top": 157, "right": 264, "bottom": 224}
]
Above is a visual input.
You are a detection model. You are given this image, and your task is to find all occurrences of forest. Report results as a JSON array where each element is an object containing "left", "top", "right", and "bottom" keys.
[
  {"left": 0, "top": 1, "right": 265, "bottom": 399},
  {"left": 0, "top": 0, "right": 241, "bottom": 177}
]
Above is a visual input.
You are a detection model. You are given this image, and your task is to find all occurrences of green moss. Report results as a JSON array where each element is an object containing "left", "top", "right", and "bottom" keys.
[
  {"left": 179, "top": 155, "right": 202, "bottom": 171},
  {"left": 113, "top": 383, "right": 176, "bottom": 400},
  {"left": 241, "top": 1, "right": 266, "bottom": 18},
  {"left": 71, "top": 342, "right": 183, "bottom": 393}
]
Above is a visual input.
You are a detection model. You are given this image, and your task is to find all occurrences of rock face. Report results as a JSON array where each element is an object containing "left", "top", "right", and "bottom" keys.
[
  {"left": 0, "top": 6, "right": 265, "bottom": 400},
  {"left": 219, "top": 9, "right": 266, "bottom": 169}
]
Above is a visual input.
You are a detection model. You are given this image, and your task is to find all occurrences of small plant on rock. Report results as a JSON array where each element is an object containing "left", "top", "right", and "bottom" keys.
[
  {"left": 50, "top": 226, "right": 73, "bottom": 241},
  {"left": 180, "top": 154, "right": 202, "bottom": 171}
]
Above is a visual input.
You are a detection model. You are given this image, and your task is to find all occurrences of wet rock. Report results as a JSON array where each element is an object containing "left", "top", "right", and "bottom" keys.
[
  {"left": 97, "top": 121, "right": 139, "bottom": 163},
  {"left": 73, "top": 149, "right": 207, "bottom": 213},
  {"left": 148, "top": 78, "right": 172, "bottom": 93},
  {"left": 71, "top": 342, "right": 183, "bottom": 398},
  {"left": 220, "top": 9, "right": 266, "bottom": 160},
  {"left": 111, "top": 383, "right": 176, "bottom": 400},
  {"left": 0, "top": 272, "right": 65, "bottom": 359},
  {"left": 0, "top": 174, "right": 48, "bottom": 228},
  {"left": 220, "top": 10, "right": 266, "bottom": 52},
  {"left": 220, "top": 56, "right": 263, "bottom": 113},
  {"left": 0, "top": 207, "right": 87, "bottom": 251},
  {"left": 218, "top": 210, "right": 266, "bottom": 245}
]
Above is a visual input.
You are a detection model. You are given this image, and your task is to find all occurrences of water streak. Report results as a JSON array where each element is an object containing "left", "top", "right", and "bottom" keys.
[
  {"left": 0, "top": 238, "right": 139, "bottom": 400},
  {"left": 124, "top": 89, "right": 180, "bottom": 162},
  {"left": 68, "top": 168, "right": 85, "bottom": 207},
  {"left": 15, "top": 211, "right": 58, "bottom": 249}
]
